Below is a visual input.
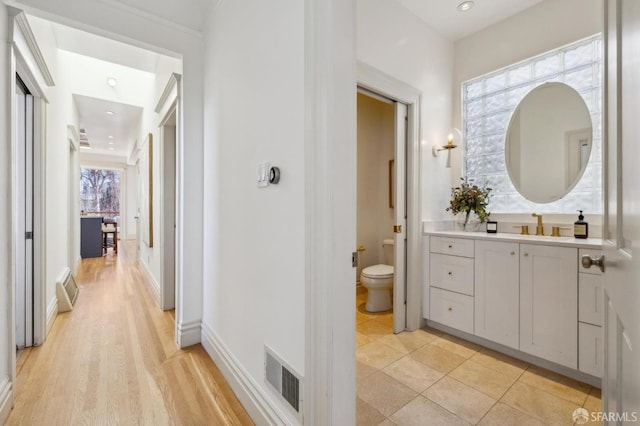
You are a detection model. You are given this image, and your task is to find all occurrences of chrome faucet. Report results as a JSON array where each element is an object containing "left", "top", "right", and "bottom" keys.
[{"left": 532, "top": 213, "right": 544, "bottom": 236}]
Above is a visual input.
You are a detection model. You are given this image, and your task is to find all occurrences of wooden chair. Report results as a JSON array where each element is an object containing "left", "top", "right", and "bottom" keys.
[{"left": 102, "top": 217, "right": 118, "bottom": 255}]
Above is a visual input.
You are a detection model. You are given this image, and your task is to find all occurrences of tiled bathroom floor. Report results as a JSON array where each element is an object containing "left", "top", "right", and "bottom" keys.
[{"left": 355, "top": 288, "right": 603, "bottom": 425}]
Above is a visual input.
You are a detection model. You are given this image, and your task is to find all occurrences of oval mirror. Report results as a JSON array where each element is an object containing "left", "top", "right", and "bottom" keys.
[{"left": 505, "top": 82, "right": 592, "bottom": 203}]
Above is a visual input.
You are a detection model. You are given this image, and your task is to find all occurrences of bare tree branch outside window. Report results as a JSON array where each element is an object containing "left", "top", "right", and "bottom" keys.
[{"left": 80, "top": 168, "right": 121, "bottom": 218}]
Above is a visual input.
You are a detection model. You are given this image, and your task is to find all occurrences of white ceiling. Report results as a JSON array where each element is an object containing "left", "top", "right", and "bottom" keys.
[
  {"left": 394, "top": 0, "right": 544, "bottom": 40},
  {"left": 74, "top": 94, "right": 143, "bottom": 158}
]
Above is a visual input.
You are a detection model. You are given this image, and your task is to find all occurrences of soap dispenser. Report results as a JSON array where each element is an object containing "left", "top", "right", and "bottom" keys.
[{"left": 574, "top": 210, "right": 588, "bottom": 239}]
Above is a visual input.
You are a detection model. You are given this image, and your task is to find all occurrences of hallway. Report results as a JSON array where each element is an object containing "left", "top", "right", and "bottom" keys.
[{"left": 6, "top": 241, "right": 252, "bottom": 425}]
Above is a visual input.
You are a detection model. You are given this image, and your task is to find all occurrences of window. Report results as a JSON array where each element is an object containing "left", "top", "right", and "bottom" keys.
[
  {"left": 80, "top": 168, "right": 121, "bottom": 218},
  {"left": 462, "top": 35, "right": 603, "bottom": 213}
]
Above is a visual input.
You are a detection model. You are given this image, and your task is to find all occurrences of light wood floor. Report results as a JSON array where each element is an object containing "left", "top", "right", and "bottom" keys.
[{"left": 6, "top": 240, "right": 253, "bottom": 426}]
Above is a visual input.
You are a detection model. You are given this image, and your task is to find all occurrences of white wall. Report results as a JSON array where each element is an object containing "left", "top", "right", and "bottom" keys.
[
  {"left": 451, "top": 0, "right": 603, "bottom": 180},
  {"left": 201, "top": 0, "right": 306, "bottom": 422},
  {"left": 357, "top": 93, "right": 394, "bottom": 269},
  {"left": 357, "top": 0, "right": 454, "bottom": 222}
]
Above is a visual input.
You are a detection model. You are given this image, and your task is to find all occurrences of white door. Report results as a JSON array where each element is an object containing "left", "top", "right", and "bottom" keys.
[
  {"left": 392, "top": 102, "right": 407, "bottom": 333},
  {"left": 599, "top": 0, "right": 640, "bottom": 419},
  {"left": 15, "top": 76, "right": 34, "bottom": 349}
]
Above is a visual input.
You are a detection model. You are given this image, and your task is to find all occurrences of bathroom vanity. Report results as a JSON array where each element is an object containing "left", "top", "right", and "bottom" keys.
[{"left": 423, "top": 230, "right": 603, "bottom": 387}]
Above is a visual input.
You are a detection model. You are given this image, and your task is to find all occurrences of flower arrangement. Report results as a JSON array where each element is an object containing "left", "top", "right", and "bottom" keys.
[{"left": 446, "top": 177, "right": 492, "bottom": 229}]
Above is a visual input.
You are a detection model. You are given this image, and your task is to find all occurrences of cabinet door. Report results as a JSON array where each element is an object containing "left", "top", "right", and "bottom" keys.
[
  {"left": 520, "top": 244, "right": 578, "bottom": 369},
  {"left": 579, "top": 322, "right": 603, "bottom": 378},
  {"left": 475, "top": 241, "right": 519, "bottom": 349}
]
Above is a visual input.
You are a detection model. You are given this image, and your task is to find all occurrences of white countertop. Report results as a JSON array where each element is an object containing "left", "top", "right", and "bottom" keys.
[{"left": 424, "top": 229, "right": 603, "bottom": 249}]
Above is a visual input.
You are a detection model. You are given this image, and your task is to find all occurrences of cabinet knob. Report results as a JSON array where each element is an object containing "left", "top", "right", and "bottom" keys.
[
  {"left": 448, "top": 307, "right": 452, "bottom": 311},
  {"left": 523, "top": 253, "right": 529, "bottom": 257},
  {"left": 448, "top": 244, "right": 453, "bottom": 248},
  {"left": 448, "top": 271, "right": 453, "bottom": 276},
  {"left": 510, "top": 251, "right": 515, "bottom": 255}
]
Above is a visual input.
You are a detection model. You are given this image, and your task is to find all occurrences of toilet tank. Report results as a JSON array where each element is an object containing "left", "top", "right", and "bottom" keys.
[{"left": 382, "top": 238, "right": 394, "bottom": 266}]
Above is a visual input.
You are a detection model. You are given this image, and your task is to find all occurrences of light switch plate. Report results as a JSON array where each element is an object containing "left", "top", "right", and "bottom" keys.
[{"left": 257, "top": 162, "right": 270, "bottom": 187}]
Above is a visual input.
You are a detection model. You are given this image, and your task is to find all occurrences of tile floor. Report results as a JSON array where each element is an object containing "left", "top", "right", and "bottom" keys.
[{"left": 356, "top": 288, "right": 603, "bottom": 425}]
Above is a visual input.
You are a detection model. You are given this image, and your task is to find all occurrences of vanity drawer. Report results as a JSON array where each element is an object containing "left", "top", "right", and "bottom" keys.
[
  {"left": 579, "top": 249, "right": 603, "bottom": 275},
  {"left": 430, "top": 287, "right": 474, "bottom": 334},
  {"left": 579, "top": 273, "right": 603, "bottom": 326},
  {"left": 430, "top": 253, "right": 474, "bottom": 296},
  {"left": 431, "top": 236, "right": 474, "bottom": 258}
]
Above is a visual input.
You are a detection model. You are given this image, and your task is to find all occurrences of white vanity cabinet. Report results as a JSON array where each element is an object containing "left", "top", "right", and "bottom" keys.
[
  {"left": 425, "top": 231, "right": 603, "bottom": 384},
  {"left": 429, "top": 237, "right": 474, "bottom": 334},
  {"left": 519, "top": 244, "right": 578, "bottom": 369},
  {"left": 474, "top": 241, "right": 520, "bottom": 349}
]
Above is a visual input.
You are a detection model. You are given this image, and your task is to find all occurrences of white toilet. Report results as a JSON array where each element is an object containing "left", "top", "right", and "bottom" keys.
[{"left": 360, "top": 238, "right": 394, "bottom": 312}]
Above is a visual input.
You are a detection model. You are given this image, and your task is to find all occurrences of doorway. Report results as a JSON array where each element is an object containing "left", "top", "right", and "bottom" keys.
[
  {"left": 355, "top": 89, "right": 407, "bottom": 333},
  {"left": 14, "top": 74, "right": 34, "bottom": 350},
  {"left": 160, "top": 108, "right": 177, "bottom": 311}
]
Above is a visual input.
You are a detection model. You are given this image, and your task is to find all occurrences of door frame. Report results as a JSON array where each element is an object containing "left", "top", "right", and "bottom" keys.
[
  {"left": 155, "top": 73, "right": 181, "bottom": 329},
  {"left": 8, "top": 9, "right": 51, "bottom": 367},
  {"left": 357, "top": 62, "right": 423, "bottom": 331}
]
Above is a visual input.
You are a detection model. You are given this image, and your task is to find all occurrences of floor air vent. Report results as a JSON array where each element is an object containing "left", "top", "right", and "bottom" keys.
[
  {"left": 265, "top": 345, "right": 303, "bottom": 421},
  {"left": 56, "top": 268, "right": 79, "bottom": 312}
]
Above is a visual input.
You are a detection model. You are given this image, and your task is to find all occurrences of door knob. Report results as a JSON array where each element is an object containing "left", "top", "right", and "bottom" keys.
[{"left": 582, "top": 254, "right": 605, "bottom": 273}]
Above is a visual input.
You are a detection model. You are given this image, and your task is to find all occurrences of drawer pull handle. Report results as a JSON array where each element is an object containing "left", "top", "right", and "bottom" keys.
[
  {"left": 448, "top": 244, "right": 453, "bottom": 248},
  {"left": 448, "top": 307, "right": 453, "bottom": 311}
]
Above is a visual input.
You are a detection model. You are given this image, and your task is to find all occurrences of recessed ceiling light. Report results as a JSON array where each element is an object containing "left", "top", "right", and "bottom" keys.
[
  {"left": 108, "top": 135, "right": 114, "bottom": 139},
  {"left": 106, "top": 110, "right": 115, "bottom": 115},
  {"left": 109, "top": 147, "right": 114, "bottom": 151},
  {"left": 106, "top": 77, "right": 118, "bottom": 87},
  {"left": 80, "top": 146, "right": 91, "bottom": 150},
  {"left": 108, "top": 141, "right": 114, "bottom": 145},
  {"left": 457, "top": 1, "right": 475, "bottom": 12}
]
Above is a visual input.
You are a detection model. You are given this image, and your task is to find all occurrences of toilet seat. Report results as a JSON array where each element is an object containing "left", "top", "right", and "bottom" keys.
[{"left": 361, "top": 264, "right": 394, "bottom": 279}]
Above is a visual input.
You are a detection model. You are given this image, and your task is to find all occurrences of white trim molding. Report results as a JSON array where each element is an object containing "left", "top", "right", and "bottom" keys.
[
  {"left": 139, "top": 258, "right": 160, "bottom": 305},
  {"left": 155, "top": 73, "right": 181, "bottom": 114},
  {"left": 10, "top": 10, "right": 54, "bottom": 86},
  {"left": 96, "top": 0, "right": 202, "bottom": 38},
  {"left": 357, "top": 61, "right": 423, "bottom": 331},
  {"left": 201, "top": 322, "right": 288, "bottom": 425},
  {"left": 176, "top": 319, "right": 201, "bottom": 348},
  {"left": 304, "top": 0, "right": 357, "bottom": 424},
  {"left": 46, "top": 296, "right": 58, "bottom": 335},
  {"left": 0, "top": 377, "right": 13, "bottom": 425}
]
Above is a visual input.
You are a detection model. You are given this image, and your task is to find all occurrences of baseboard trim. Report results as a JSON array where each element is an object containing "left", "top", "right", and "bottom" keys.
[
  {"left": 74, "top": 256, "right": 81, "bottom": 275},
  {"left": 201, "top": 322, "right": 288, "bottom": 425},
  {"left": 176, "top": 319, "right": 201, "bottom": 348},
  {"left": 139, "top": 258, "right": 160, "bottom": 305},
  {"left": 46, "top": 296, "right": 58, "bottom": 336},
  {"left": 0, "top": 377, "right": 13, "bottom": 424}
]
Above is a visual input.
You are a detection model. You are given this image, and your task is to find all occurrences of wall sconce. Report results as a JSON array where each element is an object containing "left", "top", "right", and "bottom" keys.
[{"left": 432, "top": 129, "right": 461, "bottom": 168}]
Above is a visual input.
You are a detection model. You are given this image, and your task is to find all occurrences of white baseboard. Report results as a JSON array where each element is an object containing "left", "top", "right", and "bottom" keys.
[
  {"left": 201, "top": 322, "right": 289, "bottom": 425},
  {"left": 139, "top": 258, "right": 160, "bottom": 305},
  {"left": 74, "top": 256, "right": 81, "bottom": 275},
  {"left": 46, "top": 296, "right": 58, "bottom": 336},
  {"left": 177, "top": 319, "right": 201, "bottom": 348},
  {"left": 0, "top": 377, "right": 13, "bottom": 424}
]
